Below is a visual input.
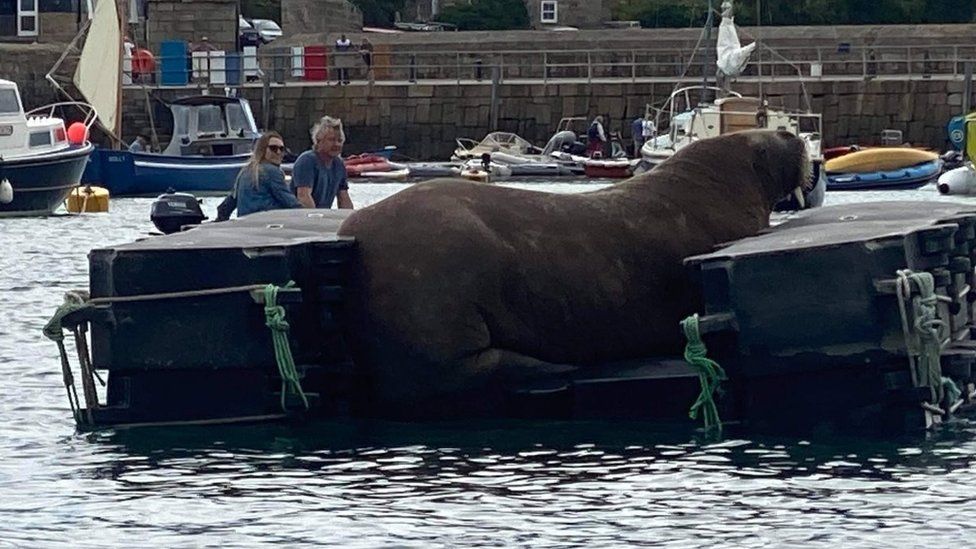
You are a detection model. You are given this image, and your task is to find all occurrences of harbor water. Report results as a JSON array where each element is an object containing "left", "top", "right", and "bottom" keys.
[{"left": 3, "top": 181, "right": 976, "bottom": 547}]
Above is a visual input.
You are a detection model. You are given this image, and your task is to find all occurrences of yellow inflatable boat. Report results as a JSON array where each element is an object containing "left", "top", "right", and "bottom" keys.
[{"left": 825, "top": 147, "right": 939, "bottom": 174}]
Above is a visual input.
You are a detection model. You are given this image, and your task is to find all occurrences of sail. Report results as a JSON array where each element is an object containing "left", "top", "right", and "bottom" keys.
[
  {"left": 716, "top": 1, "right": 756, "bottom": 78},
  {"left": 73, "top": 0, "right": 121, "bottom": 135}
]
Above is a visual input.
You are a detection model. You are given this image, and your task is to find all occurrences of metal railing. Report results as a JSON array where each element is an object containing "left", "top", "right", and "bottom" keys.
[{"left": 122, "top": 43, "right": 976, "bottom": 88}]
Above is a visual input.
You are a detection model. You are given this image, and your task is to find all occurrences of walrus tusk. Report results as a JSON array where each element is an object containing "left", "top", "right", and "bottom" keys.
[{"left": 793, "top": 187, "right": 805, "bottom": 209}]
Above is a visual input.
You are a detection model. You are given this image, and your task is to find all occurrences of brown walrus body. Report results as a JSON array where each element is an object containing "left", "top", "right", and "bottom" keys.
[{"left": 337, "top": 130, "right": 809, "bottom": 410}]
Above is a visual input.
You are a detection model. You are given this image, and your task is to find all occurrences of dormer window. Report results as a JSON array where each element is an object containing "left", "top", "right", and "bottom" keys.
[{"left": 541, "top": 1, "right": 557, "bottom": 23}]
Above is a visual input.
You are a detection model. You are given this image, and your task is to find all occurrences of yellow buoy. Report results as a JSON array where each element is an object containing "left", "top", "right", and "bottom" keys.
[
  {"left": 65, "top": 185, "right": 110, "bottom": 213},
  {"left": 825, "top": 147, "right": 939, "bottom": 174}
]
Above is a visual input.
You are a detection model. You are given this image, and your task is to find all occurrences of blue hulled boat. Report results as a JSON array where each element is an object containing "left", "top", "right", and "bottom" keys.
[
  {"left": 82, "top": 95, "right": 259, "bottom": 196},
  {"left": 826, "top": 159, "right": 942, "bottom": 191},
  {"left": 0, "top": 80, "right": 94, "bottom": 217}
]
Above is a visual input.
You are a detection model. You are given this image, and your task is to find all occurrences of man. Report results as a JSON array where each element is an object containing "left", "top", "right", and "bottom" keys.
[
  {"left": 292, "top": 116, "right": 354, "bottom": 209},
  {"left": 631, "top": 116, "right": 644, "bottom": 158},
  {"left": 586, "top": 115, "right": 607, "bottom": 158},
  {"left": 641, "top": 114, "right": 657, "bottom": 151},
  {"left": 128, "top": 133, "right": 150, "bottom": 153},
  {"left": 335, "top": 34, "right": 352, "bottom": 85}
]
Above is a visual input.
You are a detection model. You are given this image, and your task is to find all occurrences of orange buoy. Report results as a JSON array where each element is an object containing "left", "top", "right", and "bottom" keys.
[{"left": 67, "top": 122, "right": 88, "bottom": 145}]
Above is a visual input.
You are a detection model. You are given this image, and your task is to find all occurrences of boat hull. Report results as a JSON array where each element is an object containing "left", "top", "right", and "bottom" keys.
[
  {"left": 82, "top": 148, "right": 249, "bottom": 196},
  {"left": 826, "top": 159, "right": 942, "bottom": 191},
  {"left": 0, "top": 144, "right": 93, "bottom": 217}
]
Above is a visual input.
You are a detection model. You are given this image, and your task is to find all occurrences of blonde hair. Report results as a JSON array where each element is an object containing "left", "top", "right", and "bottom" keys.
[
  {"left": 240, "top": 131, "right": 283, "bottom": 189},
  {"left": 311, "top": 116, "right": 345, "bottom": 144}
]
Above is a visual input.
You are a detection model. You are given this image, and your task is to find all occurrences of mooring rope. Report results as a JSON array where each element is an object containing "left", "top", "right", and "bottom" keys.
[
  {"left": 263, "top": 282, "right": 309, "bottom": 412},
  {"left": 894, "top": 270, "right": 948, "bottom": 408},
  {"left": 43, "top": 281, "right": 309, "bottom": 423},
  {"left": 680, "top": 313, "right": 727, "bottom": 432}
]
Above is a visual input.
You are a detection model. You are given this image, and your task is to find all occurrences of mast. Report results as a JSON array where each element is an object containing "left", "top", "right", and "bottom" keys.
[{"left": 702, "top": 0, "right": 714, "bottom": 103}]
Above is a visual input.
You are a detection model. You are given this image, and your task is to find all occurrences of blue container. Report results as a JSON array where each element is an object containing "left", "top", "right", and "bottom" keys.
[
  {"left": 160, "top": 40, "right": 189, "bottom": 86},
  {"left": 225, "top": 52, "right": 242, "bottom": 85}
]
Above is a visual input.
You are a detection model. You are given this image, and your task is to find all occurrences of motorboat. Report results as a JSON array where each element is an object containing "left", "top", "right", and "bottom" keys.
[
  {"left": 0, "top": 79, "right": 95, "bottom": 217},
  {"left": 454, "top": 122, "right": 586, "bottom": 176},
  {"left": 82, "top": 95, "right": 260, "bottom": 196}
]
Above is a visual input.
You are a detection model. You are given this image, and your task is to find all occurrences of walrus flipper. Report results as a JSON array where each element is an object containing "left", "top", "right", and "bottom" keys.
[{"left": 466, "top": 347, "right": 579, "bottom": 383}]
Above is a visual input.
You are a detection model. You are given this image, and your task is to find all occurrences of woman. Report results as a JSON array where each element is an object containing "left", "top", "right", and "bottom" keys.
[
  {"left": 236, "top": 131, "right": 302, "bottom": 216},
  {"left": 586, "top": 115, "right": 607, "bottom": 158}
]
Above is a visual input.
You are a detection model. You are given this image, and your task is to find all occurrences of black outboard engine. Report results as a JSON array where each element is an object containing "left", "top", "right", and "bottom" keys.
[{"left": 150, "top": 191, "right": 207, "bottom": 234}]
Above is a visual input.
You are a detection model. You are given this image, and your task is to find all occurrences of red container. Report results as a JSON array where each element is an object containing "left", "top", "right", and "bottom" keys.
[{"left": 303, "top": 45, "right": 328, "bottom": 81}]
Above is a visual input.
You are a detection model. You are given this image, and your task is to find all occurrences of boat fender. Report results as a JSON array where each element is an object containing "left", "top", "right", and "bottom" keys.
[
  {"left": 0, "top": 178, "right": 12, "bottom": 204},
  {"left": 937, "top": 165, "right": 976, "bottom": 195}
]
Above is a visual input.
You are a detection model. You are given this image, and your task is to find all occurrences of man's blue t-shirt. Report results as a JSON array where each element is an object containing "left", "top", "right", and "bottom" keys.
[{"left": 291, "top": 150, "right": 348, "bottom": 208}]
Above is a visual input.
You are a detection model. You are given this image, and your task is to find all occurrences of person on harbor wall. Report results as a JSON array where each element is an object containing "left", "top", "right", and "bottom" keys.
[
  {"left": 292, "top": 116, "right": 354, "bottom": 209},
  {"left": 335, "top": 34, "right": 353, "bottom": 85},
  {"left": 236, "top": 131, "right": 302, "bottom": 216},
  {"left": 587, "top": 115, "right": 607, "bottom": 157},
  {"left": 360, "top": 38, "right": 375, "bottom": 83}
]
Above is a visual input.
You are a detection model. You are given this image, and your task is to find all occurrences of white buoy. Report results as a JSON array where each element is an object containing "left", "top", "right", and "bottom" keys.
[
  {"left": 937, "top": 165, "right": 976, "bottom": 195},
  {"left": 0, "top": 178, "right": 12, "bottom": 204}
]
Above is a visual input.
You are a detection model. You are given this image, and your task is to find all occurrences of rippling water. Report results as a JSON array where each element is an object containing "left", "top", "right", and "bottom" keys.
[{"left": 3, "top": 182, "right": 976, "bottom": 547}]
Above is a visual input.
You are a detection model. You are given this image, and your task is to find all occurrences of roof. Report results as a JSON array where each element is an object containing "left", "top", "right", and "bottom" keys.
[{"left": 0, "top": 79, "right": 17, "bottom": 89}]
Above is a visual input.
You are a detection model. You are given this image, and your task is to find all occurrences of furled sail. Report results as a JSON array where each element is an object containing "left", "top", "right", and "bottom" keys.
[
  {"left": 73, "top": 0, "right": 122, "bottom": 135},
  {"left": 716, "top": 0, "right": 756, "bottom": 78}
]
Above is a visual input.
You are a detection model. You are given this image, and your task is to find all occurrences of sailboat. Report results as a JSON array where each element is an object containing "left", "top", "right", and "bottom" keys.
[
  {"left": 49, "top": 0, "right": 260, "bottom": 196},
  {"left": 638, "top": 0, "right": 827, "bottom": 211}
]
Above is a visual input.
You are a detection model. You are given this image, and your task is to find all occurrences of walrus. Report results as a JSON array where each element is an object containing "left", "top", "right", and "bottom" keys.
[{"left": 337, "top": 130, "right": 810, "bottom": 412}]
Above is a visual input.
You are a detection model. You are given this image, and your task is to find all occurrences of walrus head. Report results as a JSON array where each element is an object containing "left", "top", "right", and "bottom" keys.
[{"left": 743, "top": 129, "right": 812, "bottom": 208}]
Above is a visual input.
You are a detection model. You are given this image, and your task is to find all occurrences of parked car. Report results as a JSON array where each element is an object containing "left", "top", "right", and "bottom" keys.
[
  {"left": 250, "top": 19, "right": 283, "bottom": 44},
  {"left": 238, "top": 17, "right": 262, "bottom": 48}
]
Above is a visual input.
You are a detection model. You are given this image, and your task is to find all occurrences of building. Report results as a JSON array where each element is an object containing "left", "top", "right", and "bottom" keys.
[
  {"left": 401, "top": 0, "right": 622, "bottom": 30},
  {"left": 0, "top": 0, "right": 84, "bottom": 42}
]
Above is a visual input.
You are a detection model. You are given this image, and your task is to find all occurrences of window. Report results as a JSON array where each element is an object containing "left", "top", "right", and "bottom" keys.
[
  {"left": 0, "top": 90, "right": 21, "bottom": 114},
  {"left": 29, "top": 131, "right": 52, "bottom": 148},
  {"left": 541, "top": 1, "right": 557, "bottom": 23},
  {"left": 197, "top": 105, "right": 225, "bottom": 134},
  {"left": 18, "top": 0, "right": 37, "bottom": 37}
]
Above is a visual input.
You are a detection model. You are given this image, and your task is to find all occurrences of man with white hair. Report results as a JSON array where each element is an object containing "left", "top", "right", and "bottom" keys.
[{"left": 292, "top": 116, "right": 354, "bottom": 209}]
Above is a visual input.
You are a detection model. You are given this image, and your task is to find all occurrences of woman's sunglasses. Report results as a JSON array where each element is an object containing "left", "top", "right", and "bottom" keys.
[{"left": 268, "top": 145, "right": 285, "bottom": 153}]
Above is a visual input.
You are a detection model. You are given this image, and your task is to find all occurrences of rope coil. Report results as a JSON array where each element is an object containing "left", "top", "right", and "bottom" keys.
[
  {"left": 680, "top": 313, "right": 727, "bottom": 432},
  {"left": 263, "top": 282, "right": 309, "bottom": 412},
  {"left": 894, "top": 270, "right": 947, "bottom": 408}
]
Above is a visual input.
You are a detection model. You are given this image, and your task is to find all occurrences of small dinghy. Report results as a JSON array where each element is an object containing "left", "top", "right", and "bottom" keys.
[
  {"left": 583, "top": 158, "right": 633, "bottom": 178},
  {"left": 827, "top": 159, "right": 942, "bottom": 191}
]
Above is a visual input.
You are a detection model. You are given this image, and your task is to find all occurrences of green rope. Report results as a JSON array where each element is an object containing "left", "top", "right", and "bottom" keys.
[
  {"left": 42, "top": 290, "right": 91, "bottom": 342},
  {"left": 895, "top": 270, "right": 947, "bottom": 406},
  {"left": 263, "top": 282, "right": 309, "bottom": 412},
  {"left": 943, "top": 376, "right": 962, "bottom": 408},
  {"left": 680, "top": 313, "right": 727, "bottom": 432}
]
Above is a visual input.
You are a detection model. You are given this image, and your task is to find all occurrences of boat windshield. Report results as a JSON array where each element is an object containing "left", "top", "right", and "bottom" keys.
[
  {"left": 197, "top": 105, "right": 225, "bottom": 134},
  {"left": 0, "top": 89, "right": 20, "bottom": 114},
  {"left": 226, "top": 103, "right": 254, "bottom": 134}
]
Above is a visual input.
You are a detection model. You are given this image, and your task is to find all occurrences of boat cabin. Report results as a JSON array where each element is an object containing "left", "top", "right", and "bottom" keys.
[
  {"left": 0, "top": 79, "right": 72, "bottom": 160},
  {"left": 162, "top": 95, "right": 259, "bottom": 157}
]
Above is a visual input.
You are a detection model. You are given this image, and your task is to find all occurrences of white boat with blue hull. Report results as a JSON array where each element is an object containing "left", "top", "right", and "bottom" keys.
[
  {"left": 0, "top": 79, "right": 95, "bottom": 217},
  {"left": 82, "top": 95, "right": 259, "bottom": 196}
]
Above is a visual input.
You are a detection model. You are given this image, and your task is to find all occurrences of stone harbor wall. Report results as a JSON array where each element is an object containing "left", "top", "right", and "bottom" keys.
[
  {"left": 117, "top": 78, "right": 973, "bottom": 161},
  {"left": 146, "top": 0, "right": 238, "bottom": 54},
  {"left": 280, "top": 0, "right": 363, "bottom": 36}
]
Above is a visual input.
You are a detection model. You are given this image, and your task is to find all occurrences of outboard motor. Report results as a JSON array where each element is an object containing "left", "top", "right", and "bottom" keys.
[{"left": 150, "top": 191, "right": 207, "bottom": 234}]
